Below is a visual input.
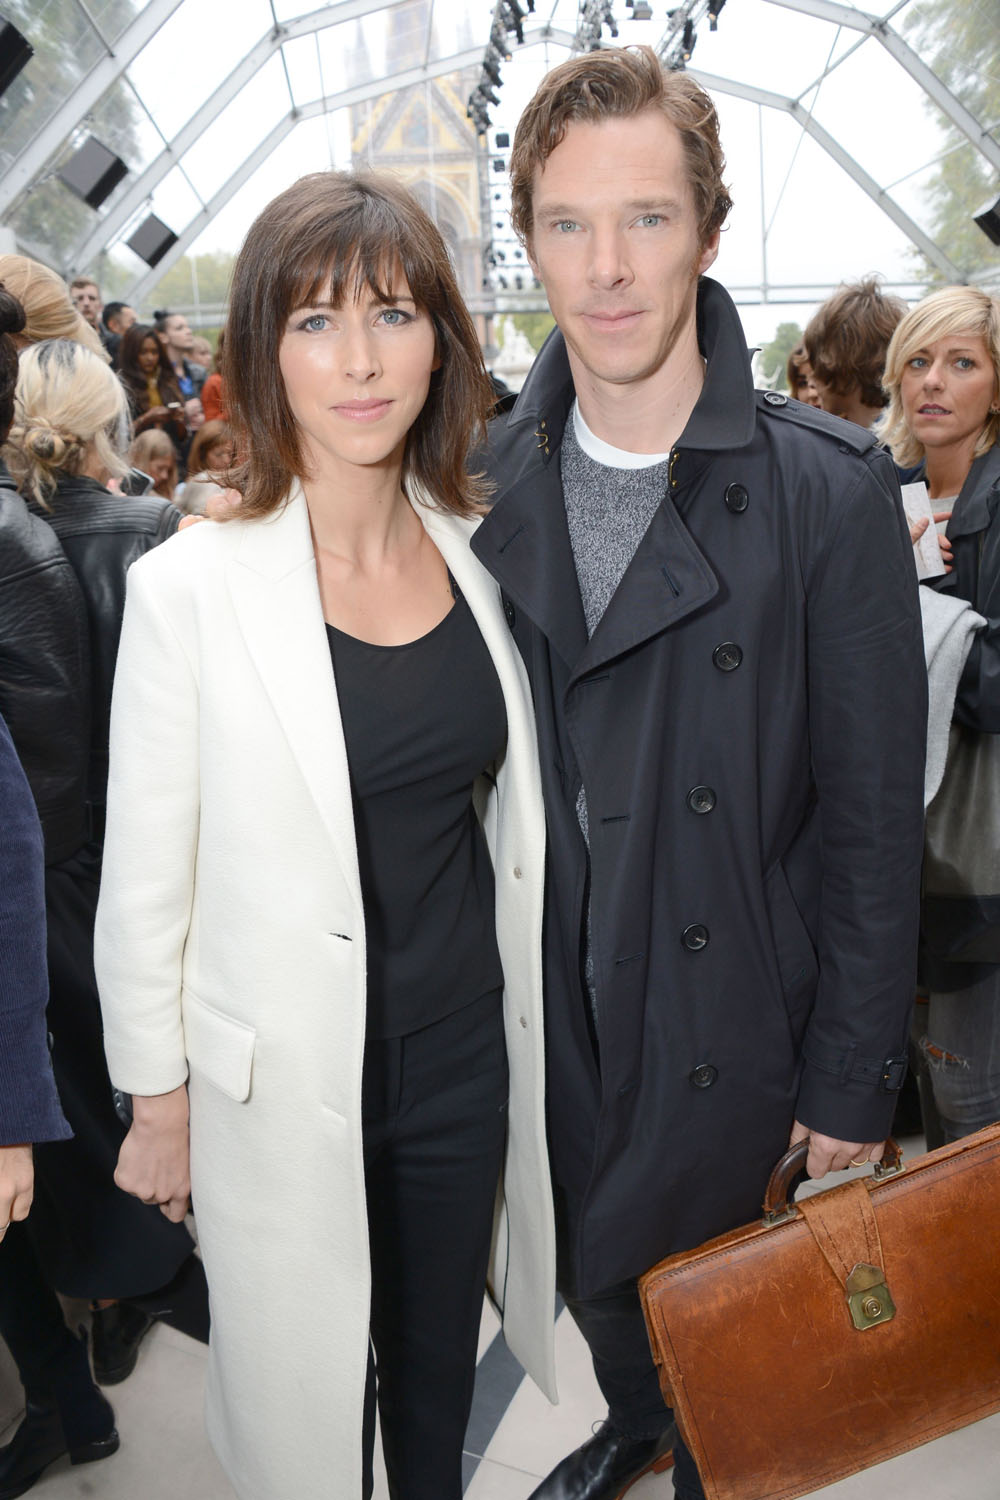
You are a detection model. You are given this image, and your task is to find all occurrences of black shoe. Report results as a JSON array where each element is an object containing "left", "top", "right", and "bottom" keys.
[
  {"left": 527, "top": 1419, "right": 675, "bottom": 1500},
  {"left": 90, "top": 1300, "right": 155, "bottom": 1385},
  {"left": 0, "top": 1396, "right": 118, "bottom": 1500}
]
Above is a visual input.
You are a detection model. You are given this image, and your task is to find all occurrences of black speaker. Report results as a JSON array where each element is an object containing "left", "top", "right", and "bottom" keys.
[
  {"left": 973, "top": 193, "right": 1000, "bottom": 248},
  {"left": 495, "top": 131, "right": 510, "bottom": 149},
  {"left": 0, "top": 20, "right": 33, "bottom": 98},
  {"left": 126, "top": 214, "right": 178, "bottom": 268},
  {"left": 58, "top": 135, "right": 128, "bottom": 209}
]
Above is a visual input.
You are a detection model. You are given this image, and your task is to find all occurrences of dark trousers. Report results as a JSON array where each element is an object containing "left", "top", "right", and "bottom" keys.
[
  {"left": 557, "top": 1216, "right": 706, "bottom": 1499},
  {"left": 0, "top": 1223, "right": 76, "bottom": 1396},
  {"left": 361, "top": 990, "right": 509, "bottom": 1500}
]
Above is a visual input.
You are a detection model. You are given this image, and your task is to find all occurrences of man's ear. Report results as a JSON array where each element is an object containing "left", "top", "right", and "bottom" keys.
[{"left": 697, "top": 229, "right": 721, "bottom": 277}]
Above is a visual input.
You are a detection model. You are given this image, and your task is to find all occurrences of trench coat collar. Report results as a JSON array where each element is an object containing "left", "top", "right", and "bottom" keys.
[
  {"left": 943, "top": 443, "right": 1000, "bottom": 539},
  {"left": 473, "top": 277, "right": 753, "bottom": 672}
]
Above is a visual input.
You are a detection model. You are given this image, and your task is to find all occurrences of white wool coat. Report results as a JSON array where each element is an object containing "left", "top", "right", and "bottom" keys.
[{"left": 94, "top": 483, "right": 557, "bottom": 1500}]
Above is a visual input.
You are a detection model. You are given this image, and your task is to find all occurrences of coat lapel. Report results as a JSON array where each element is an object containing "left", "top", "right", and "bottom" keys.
[{"left": 225, "top": 485, "right": 362, "bottom": 905}]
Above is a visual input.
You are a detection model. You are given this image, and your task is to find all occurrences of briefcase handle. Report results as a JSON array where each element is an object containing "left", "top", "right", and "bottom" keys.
[{"left": 762, "top": 1137, "right": 903, "bottom": 1225}]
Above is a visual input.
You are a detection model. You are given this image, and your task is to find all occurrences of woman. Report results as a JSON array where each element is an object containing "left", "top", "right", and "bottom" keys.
[
  {"left": 199, "top": 327, "right": 227, "bottom": 422},
  {"left": 2, "top": 341, "right": 207, "bottom": 1393},
  {"left": 785, "top": 342, "right": 819, "bottom": 407},
  {"left": 128, "top": 428, "right": 178, "bottom": 502},
  {"left": 173, "top": 418, "right": 233, "bottom": 514},
  {"left": 116, "top": 322, "right": 187, "bottom": 449},
  {"left": 95, "top": 172, "right": 556, "bottom": 1500},
  {"left": 881, "top": 285, "right": 1000, "bottom": 1142}
]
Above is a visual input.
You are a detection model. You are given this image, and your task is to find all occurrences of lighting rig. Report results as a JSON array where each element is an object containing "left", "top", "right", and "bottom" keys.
[
  {"left": 467, "top": 0, "right": 534, "bottom": 138},
  {"left": 576, "top": 1, "right": 619, "bottom": 51},
  {"left": 657, "top": 0, "right": 729, "bottom": 71}
]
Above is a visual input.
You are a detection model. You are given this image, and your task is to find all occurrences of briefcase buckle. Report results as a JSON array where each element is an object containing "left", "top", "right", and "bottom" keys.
[{"left": 846, "top": 1262, "right": 896, "bottom": 1330}]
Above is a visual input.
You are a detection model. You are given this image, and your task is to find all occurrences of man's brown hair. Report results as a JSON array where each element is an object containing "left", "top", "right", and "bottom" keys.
[
  {"left": 224, "top": 172, "right": 494, "bottom": 519},
  {"left": 804, "top": 278, "right": 907, "bottom": 408},
  {"left": 509, "top": 45, "right": 732, "bottom": 248}
]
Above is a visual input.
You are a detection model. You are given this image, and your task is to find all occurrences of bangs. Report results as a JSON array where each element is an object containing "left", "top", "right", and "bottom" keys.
[{"left": 281, "top": 192, "right": 445, "bottom": 320}]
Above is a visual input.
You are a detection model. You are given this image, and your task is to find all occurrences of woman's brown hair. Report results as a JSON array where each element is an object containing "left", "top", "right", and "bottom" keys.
[
  {"left": 224, "top": 171, "right": 494, "bottom": 518},
  {"left": 509, "top": 45, "right": 732, "bottom": 250}
]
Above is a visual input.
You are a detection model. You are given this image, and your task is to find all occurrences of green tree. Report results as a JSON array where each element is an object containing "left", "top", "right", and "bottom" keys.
[
  {"left": 139, "top": 252, "right": 238, "bottom": 312},
  {"left": 756, "top": 321, "right": 804, "bottom": 391},
  {"left": 904, "top": 0, "right": 1000, "bottom": 283},
  {"left": 0, "top": 0, "right": 142, "bottom": 271},
  {"left": 511, "top": 311, "right": 555, "bottom": 353}
]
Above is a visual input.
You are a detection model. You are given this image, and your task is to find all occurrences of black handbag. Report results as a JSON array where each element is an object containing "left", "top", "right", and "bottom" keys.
[{"left": 922, "top": 719, "right": 1000, "bottom": 961}]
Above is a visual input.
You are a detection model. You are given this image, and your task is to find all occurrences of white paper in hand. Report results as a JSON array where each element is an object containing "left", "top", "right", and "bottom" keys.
[{"left": 901, "top": 481, "right": 946, "bottom": 580}]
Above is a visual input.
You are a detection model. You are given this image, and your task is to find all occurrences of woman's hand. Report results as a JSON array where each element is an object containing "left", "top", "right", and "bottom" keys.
[
  {"left": 0, "top": 1144, "right": 33, "bottom": 1238},
  {"left": 115, "top": 1084, "right": 191, "bottom": 1222},
  {"left": 933, "top": 512, "right": 954, "bottom": 572}
]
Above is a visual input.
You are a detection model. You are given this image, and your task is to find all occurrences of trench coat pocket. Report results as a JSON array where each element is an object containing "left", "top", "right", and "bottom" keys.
[
  {"left": 181, "top": 987, "right": 257, "bottom": 1102},
  {"left": 763, "top": 862, "right": 818, "bottom": 1021}
]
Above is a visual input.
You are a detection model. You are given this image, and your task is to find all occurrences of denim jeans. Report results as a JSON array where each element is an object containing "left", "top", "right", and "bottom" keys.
[{"left": 922, "top": 968, "right": 1000, "bottom": 1141}]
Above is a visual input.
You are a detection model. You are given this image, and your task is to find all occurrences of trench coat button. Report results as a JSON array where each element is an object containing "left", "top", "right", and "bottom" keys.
[
  {"left": 763, "top": 391, "right": 787, "bottom": 406},
  {"left": 513, "top": 866, "right": 522, "bottom": 879},
  {"left": 689, "top": 1063, "right": 718, "bottom": 1088},
  {"left": 503, "top": 598, "right": 516, "bottom": 629},
  {"left": 713, "top": 642, "right": 743, "bottom": 672},
  {"left": 686, "top": 785, "right": 716, "bottom": 815},
  {"left": 681, "top": 923, "right": 709, "bottom": 951},
  {"left": 724, "top": 482, "right": 748, "bottom": 513}
]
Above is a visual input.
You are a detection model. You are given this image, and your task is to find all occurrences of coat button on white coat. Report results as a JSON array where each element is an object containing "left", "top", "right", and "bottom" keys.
[
  {"left": 513, "top": 866, "right": 522, "bottom": 878},
  {"left": 519, "top": 1016, "right": 528, "bottom": 1028}
]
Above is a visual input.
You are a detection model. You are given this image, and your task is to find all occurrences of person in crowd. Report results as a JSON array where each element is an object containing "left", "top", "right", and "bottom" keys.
[
  {"left": 152, "top": 308, "right": 207, "bottom": 411},
  {"left": 2, "top": 338, "right": 208, "bottom": 1401},
  {"left": 116, "top": 322, "right": 188, "bottom": 452},
  {"left": 101, "top": 302, "right": 136, "bottom": 368},
  {"left": 173, "top": 419, "right": 232, "bottom": 515},
  {"left": 95, "top": 171, "right": 556, "bottom": 1500},
  {"left": 0, "top": 256, "right": 105, "bottom": 361},
  {"left": 880, "top": 285, "right": 1000, "bottom": 1144},
  {"left": 69, "top": 278, "right": 103, "bottom": 334},
  {"left": 190, "top": 334, "right": 214, "bottom": 368},
  {"left": 128, "top": 429, "right": 179, "bottom": 503},
  {"left": 804, "top": 276, "right": 906, "bottom": 429},
  {"left": 470, "top": 46, "right": 926, "bottom": 1500},
  {"left": 0, "top": 287, "right": 121, "bottom": 1499},
  {"left": 199, "top": 327, "right": 227, "bottom": 422},
  {"left": 785, "top": 342, "right": 820, "bottom": 405}
]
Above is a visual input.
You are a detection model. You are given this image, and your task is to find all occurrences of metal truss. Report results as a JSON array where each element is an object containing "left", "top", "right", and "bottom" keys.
[
  {"left": 762, "top": 0, "right": 1000, "bottom": 172},
  {"left": 0, "top": 0, "right": 185, "bottom": 218}
]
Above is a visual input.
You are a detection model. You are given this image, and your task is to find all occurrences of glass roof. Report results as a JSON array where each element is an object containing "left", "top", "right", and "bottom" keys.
[{"left": 1, "top": 0, "right": 996, "bottom": 345}]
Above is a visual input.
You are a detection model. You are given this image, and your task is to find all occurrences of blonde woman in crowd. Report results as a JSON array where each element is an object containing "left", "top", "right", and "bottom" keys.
[
  {"left": 881, "top": 286, "right": 1000, "bottom": 1145},
  {"left": 128, "top": 428, "right": 178, "bottom": 502},
  {"left": 0, "top": 255, "right": 107, "bottom": 361}
]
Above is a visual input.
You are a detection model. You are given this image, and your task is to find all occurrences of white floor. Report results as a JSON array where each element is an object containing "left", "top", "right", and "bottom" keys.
[{"left": 2, "top": 1144, "right": 999, "bottom": 1499}]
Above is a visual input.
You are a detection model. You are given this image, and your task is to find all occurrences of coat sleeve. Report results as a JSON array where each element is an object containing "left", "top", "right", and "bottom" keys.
[
  {"left": 0, "top": 713, "right": 71, "bottom": 1144},
  {"left": 794, "top": 450, "right": 927, "bottom": 1142},
  {"left": 94, "top": 553, "right": 199, "bottom": 1096},
  {"left": 948, "top": 482, "right": 1000, "bottom": 732}
]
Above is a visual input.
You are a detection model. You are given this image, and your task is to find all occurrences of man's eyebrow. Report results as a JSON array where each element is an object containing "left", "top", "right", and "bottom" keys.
[{"left": 534, "top": 198, "right": 683, "bottom": 218}]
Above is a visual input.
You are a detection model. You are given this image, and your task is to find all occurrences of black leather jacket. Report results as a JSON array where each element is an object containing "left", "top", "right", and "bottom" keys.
[
  {"left": 32, "top": 476, "right": 180, "bottom": 808},
  {"left": 0, "top": 466, "right": 91, "bottom": 863}
]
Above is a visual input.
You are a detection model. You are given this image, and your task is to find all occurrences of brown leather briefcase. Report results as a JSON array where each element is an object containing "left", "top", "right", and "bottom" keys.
[{"left": 639, "top": 1121, "right": 1000, "bottom": 1500}]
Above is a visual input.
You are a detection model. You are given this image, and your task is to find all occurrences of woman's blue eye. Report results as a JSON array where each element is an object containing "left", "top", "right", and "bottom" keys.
[
  {"left": 380, "top": 308, "right": 407, "bottom": 326},
  {"left": 956, "top": 357, "right": 974, "bottom": 370},
  {"left": 302, "top": 314, "right": 327, "bottom": 332}
]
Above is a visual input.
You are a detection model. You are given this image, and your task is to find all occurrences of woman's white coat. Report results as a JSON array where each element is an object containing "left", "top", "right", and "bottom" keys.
[{"left": 94, "top": 484, "right": 556, "bottom": 1499}]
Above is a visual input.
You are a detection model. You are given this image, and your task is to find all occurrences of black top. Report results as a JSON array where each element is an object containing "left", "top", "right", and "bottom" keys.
[{"left": 327, "top": 587, "right": 507, "bottom": 1039}]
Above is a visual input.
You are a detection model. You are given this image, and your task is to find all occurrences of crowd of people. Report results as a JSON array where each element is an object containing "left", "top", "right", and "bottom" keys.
[{"left": 2, "top": 40, "right": 999, "bottom": 1500}]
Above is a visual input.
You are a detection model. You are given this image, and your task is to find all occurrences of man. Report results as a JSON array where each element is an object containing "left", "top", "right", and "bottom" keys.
[
  {"left": 471, "top": 47, "right": 927, "bottom": 1500},
  {"left": 101, "top": 300, "right": 136, "bottom": 367},
  {"left": 69, "top": 276, "right": 102, "bottom": 332},
  {"left": 804, "top": 277, "right": 906, "bottom": 429}
]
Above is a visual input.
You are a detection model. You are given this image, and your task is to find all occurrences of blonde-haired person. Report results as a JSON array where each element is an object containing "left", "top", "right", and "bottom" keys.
[
  {"left": 128, "top": 428, "right": 178, "bottom": 502},
  {"left": 2, "top": 340, "right": 207, "bottom": 1410},
  {"left": 880, "top": 284, "right": 1000, "bottom": 1144},
  {"left": 0, "top": 255, "right": 107, "bottom": 361}
]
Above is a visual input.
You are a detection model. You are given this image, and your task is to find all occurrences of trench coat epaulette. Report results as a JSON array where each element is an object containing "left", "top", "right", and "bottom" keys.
[{"left": 752, "top": 389, "right": 879, "bottom": 456}]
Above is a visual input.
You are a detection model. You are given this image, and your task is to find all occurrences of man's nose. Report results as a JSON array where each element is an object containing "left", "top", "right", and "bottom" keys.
[{"left": 588, "top": 229, "right": 632, "bottom": 290}]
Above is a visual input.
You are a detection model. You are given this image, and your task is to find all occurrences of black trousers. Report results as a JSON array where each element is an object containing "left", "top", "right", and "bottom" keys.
[
  {"left": 361, "top": 990, "right": 508, "bottom": 1500},
  {"left": 556, "top": 1192, "right": 706, "bottom": 1500}
]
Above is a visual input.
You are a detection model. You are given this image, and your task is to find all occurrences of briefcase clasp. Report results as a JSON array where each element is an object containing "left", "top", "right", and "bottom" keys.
[{"left": 846, "top": 1262, "right": 896, "bottom": 1330}]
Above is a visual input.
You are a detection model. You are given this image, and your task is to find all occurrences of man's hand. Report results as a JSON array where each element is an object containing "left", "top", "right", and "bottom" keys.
[
  {"left": 789, "top": 1119, "right": 885, "bottom": 1179},
  {"left": 0, "top": 1144, "right": 34, "bottom": 1238},
  {"left": 115, "top": 1084, "right": 191, "bottom": 1223}
]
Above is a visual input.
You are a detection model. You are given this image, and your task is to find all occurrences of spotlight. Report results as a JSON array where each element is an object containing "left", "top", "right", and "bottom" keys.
[
  {"left": 708, "top": 0, "right": 726, "bottom": 28},
  {"left": 495, "top": 131, "right": 510, "bottom": 149},
  {"left": 632, "top": 1, "right": 652, "bottom": 16},
  {"left": 974, "top": 194, "right": 1000, "bottom": 246},
  {"left": 682, "top": 18, "right": 696, "bottom": 55},
  {"left": 493, "top": 157, "right": 506, "bottom": 172}
]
